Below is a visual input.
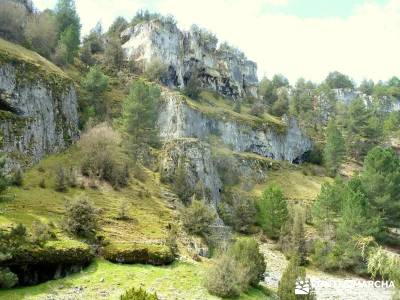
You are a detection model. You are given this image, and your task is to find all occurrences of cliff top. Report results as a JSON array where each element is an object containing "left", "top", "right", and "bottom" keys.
[{"left": 0, "top": 38, "right": 69, "bottom": 80}]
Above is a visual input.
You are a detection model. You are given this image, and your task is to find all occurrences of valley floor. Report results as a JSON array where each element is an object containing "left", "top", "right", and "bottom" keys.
[
  {"left": 0, "top": 259, "right": 270, "bottom": 300},
  {"left": 261, "top": 240, "right": 394, "bottom": 300}
]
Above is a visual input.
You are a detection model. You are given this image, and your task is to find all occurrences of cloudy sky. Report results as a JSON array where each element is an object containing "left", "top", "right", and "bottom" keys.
[{"left": 33, "top": 0, "right": 400, "bottom": 83}]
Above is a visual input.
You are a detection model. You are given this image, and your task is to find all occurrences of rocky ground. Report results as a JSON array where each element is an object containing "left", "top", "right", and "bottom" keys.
[{"left": 260, "top": 240, "right": 395, "bottom": 300}]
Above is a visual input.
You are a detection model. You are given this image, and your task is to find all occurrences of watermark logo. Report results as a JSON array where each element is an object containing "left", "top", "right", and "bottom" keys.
[{"left": 295, "top": 279, "right": 311, "bottom": 295}]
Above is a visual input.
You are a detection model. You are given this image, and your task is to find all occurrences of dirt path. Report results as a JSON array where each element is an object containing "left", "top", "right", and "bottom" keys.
[{"left": 260, "top": 241, "right": 395, "bottom": 300}]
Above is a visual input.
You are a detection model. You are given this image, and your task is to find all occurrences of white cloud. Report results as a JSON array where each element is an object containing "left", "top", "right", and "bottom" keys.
[
  {"left": 33, "top": 0, "right": 400, "bottom": 83},
  {"left": 263, "top": 0, "right": 289, "bottom": 6},
  {"left": 155, "top": 0, "right": 400, "bottom": 83}
]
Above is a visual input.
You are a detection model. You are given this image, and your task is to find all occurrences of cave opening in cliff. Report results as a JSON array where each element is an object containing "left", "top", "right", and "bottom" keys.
[{"left": 9, "top": 262, "right": 90, "bottom": 287}]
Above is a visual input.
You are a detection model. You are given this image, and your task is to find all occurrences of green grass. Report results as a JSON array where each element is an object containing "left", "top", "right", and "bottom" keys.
[
  {"left": 0, "top": 147, "right": 175, "bottom": 245},
  {"left": 0, "top": 259, "right": 273, "bottom": 300},
  {"left": 253, "top": 167, "right": 332, "bottom": 202},
  {"left": 0, "top": 38, "right": 68, "bottom": 79}
]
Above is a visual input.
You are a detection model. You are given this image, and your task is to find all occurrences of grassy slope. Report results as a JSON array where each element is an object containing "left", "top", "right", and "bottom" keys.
[
  {"left": 0, "top": 147, "right": 174, "bottom": 245},
  {"left": 0, "top": 148, "right": 272, "bottom": 299},
  {"left": 0, "top": 38, "right": 68, "bottom": 79},
  {"left": 253, "top": 167, "right": 332, "bottom": 202},
  {"left": 0, "top": 259, "right": 271, "bottom": 300}
]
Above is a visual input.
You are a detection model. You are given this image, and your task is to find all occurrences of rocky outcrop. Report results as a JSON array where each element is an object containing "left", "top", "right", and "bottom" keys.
[
  {"left": 122, "top": 20, "right": 258, "bottom": 98},
  {"left": 158, "top": 93, "right": 312, "bottom": 163},
  {"left": 160, "top": 138, "right": 222, "bottom": 208},
  {"left": 0, "top": 43, "right": 79, "bottom": 170},
  {"left": 332, "top": 88, "right": 400, "bottom": 112}
]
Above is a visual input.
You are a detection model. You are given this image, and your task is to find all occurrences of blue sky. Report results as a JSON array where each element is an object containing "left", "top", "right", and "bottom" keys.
[{"left": 33, "top": 0, "right": 400, "bottom": 83}]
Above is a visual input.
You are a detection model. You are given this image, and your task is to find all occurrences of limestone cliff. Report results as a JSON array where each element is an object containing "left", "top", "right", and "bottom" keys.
[
  {"left": 160, "top": 138, "right": 222, "bottom": 208},
  {"left": 122, "top": 19, "right": 258, "bottom": 98},
  {"left": 158, "top": 92, "right": 312, "bottom": 163},
  {"left": 332, "top": 88, "right": 399, "bottom": 112},
  {"left": 0, "top": 39, "right": 79, "bottom": 170}
]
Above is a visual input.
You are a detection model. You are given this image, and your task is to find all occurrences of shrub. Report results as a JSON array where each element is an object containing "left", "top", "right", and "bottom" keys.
[
  {"left": 54, "top": 166, "right": 68, "bottom": 192},
  {"left": 214, "top": 155, "right": 240, "bottom": 186},
  {"left": 204, "top": 238, "right": 266, "bottom": 297},
  {"left": 278, "top": 256, "right": 316, "bottom": 300},
  {"left": 228, "top": 238, "right": 266, "bottom": 286},
  {"left": 64, "top": 196, "right": 98, "bottom": 238},
  {"left": 143, "top": 59, "right": 168, "bottom": 82},
  {"left": 105, "top": 36, "right": 125, "bottom": 70},
  {"left": 257, "top": 185, "right": 288, "bottom": 239},
  {"left": 120, "top": 287, "right": 159, "bottom": 300},
  {"left": 233, "top": 101, "right": 241, "bottom": 113},
  {"left": 0, "top": 267, "right": 18, "bottom": 288},
  {"left": 78, "top": 123, "right": 129, "bottom": 188},
  {"left": 250, "top": 101, "right": 265, "bottom": 117},
  {"left": 219, "top": 191, "right": 256, "bottom": 233},
  {"left": 204, "top": 254, "right": 241, "bottom": 298},
  {"left": 24, "top": 11, "right": 57, "bottom": 58},
  {"left": 0, "top": 1, "right": 27, "bottom": 43},
  {"left": 11, "top": 169, "right": 23, "bottom": 187},
  {"left": 117, "top": 200, "right": 130, "bottom": 220},
  {"left": 172, "top": 160, "right": 192, "bottom": 203},
  {"left": 165, "top": 224, "right": 178, "bottom": 256},
  {"left": 103, "top": 243, "right": 174, "bottom": 265},
  {"left": 39, "top": 178, "right": 46, "bottom": 188},
  {"left": 81, "top": 65, "right": 109, "bottom": 98},
  {"left": 30, "top": 221, "right": 54, "bottom": 245},
  {"left": 183, "top": 73, "right": 201, "bottom": 100},
  {"left": 270, "top": 89, "right": 289, "bottom": 117},
  {"left": 280, "top": 207, "right": 307, "bottom": 264},
  {"left": 181, "top": 199, "right": 216, "bottom": 236},
  {"left": 0, "top": 154, "right": 10, "bottom": 198}
]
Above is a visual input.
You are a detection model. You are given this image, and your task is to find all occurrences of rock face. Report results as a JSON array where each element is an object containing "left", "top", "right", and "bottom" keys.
[
  {"left": 158, "top": 93, "right": 312, "bottom": 163},
  {"left": 0, "top": 60, "right": 79, "bottom": 170},
  {"left": 332, "top": 88, "right": 400, "bottom": 112},
  {"left": 122, "top": 20, "right": 258, "bottom": 98},
  {"left": 160, "top": 138, "right": 222, "bottom": 208}
]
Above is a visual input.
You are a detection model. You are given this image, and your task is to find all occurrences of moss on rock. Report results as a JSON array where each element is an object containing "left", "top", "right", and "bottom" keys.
[
  {"left": 103, "top": 243, "right": 174, "bottom": 266},
  {"left": 1, "top": 240, "right": 93, "bottom": 267}
]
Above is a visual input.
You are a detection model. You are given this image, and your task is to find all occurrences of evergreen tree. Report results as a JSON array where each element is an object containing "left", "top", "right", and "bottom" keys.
[
  {"left": 325, "top": 71, "right": 354, "bottom": 89},
  {"left": 360, "top": 147, "right": 400, "bottom": 228},
  {"left": 107, "top": 16, "right": 128, "bottom": 36},
  {"left": 292, "top": 208, "right": 307, "bottom": 265},
  {"left": 312, "top": 179, "right": 346, "bottom": 233},
  {"left": 257, "top": 185, "right": 288, "bottom": 239},
  {"left": 278, "top": 256, "right": 316, "bottom": 300},
  {"left": 81, "top": 65, "right": 109, "bottom": 118},
  {"left": 55, "top": 0, "right": 80, "bottom": 63},
  {"left": 323, "top": 119, "right": 345, "bottom": 176},
  {"left": 121, "top": 80, "right": 161, "bottom": 149},
  {"left": 104, "top": 36, "right": 125, "bottom": 70},
  {"left": 271, "top": 89, "right": 289, "bottom": 117},
  {"left": 345, "top": 97, "right": 374, "bottom": 159}
]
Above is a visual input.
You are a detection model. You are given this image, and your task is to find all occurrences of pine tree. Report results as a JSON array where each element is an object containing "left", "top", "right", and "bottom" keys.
[
  {"left": 323, "top": 119, "right": 345, "bottom": 176},
  {"left": 257, "top": 185, "right": 288, "bottom": 239},
  {"left": 55, "top": 0, "right": 81, "bottom": 63},
  {"left": 360, "top": 147, "right": 400, "bottom": 228},
  {"left": 345, "top": 98, "right": 380, "bottom": 159},
  {"left": 292, "top": 208, "right": 307, "bottom": 265},
  {"left": 122, "top": 80, "right": 161, "bottom": 149},
  {"left": 278, "top": 256, "right": 316, "bottom": 300}
]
